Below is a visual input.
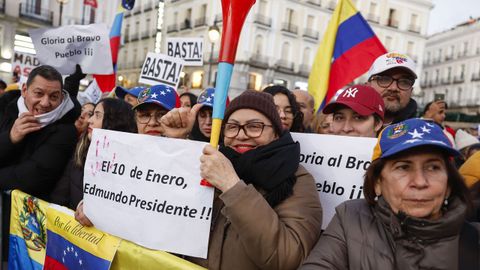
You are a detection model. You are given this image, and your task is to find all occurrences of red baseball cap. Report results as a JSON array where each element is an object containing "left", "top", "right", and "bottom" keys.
[{"left": 323, "top": 84, "right": 385, "bottom": 120}]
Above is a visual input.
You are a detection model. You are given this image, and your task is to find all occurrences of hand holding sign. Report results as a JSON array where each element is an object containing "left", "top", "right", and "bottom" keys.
[
  {"left": 200, "top": 145, "right": 240, "bottom": 192},
  {"left": 161, "top": 103, "right": 203, "bottom": 139}
]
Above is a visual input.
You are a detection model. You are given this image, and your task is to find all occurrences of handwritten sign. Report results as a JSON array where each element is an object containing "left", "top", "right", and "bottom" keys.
[
  {"left": 29, "top": 23, "right": 113, "bottom": 74},
  {"left": 83, "top": 129, "right": 213, "bottom": 258},
  {"left": 291, "top": 133, "right": 377, "bottom": 228},
  {"left": 139, "top": 52, "right": 184, "bottom": 89},
  {"left": 166, "top": 38, "right": 204, "bottom": 66},
  {"left": 78, "top": 79, "right": 102, "bottom": 105},
  {"left": 11, "top": 51, "right": 40, "bottom": 77}
]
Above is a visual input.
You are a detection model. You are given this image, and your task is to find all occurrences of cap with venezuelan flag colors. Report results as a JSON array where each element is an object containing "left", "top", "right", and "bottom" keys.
[
  {"left": 367, "top": 52, "right": 417, "bottom": 79},
  {"left": 133, "top": 84, "right": 180, "bottom": 111},
  {"left": 371, "top": 118, "right": 459, "bottom": 161}
]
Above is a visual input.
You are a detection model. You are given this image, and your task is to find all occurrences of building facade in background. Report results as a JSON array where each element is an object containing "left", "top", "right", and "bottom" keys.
[
  {"left": 158, "top": 0, "right": 432, "bottom": 97},
  {"left": 0, "top": 0, "right": 117, "bottom": 82},
  {"left": 421, "top": 17, "right": 480, "bottom": 114}
]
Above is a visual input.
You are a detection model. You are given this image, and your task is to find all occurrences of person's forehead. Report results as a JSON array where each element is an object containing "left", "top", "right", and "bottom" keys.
[
  {"left": 136, "top": 103, "right": 167, "bottom": 113},
  {"left": 379, "top": 68, "right": 415, "bottom": 79},
  {"left": 29, "top": 76, "right": 62, "bottom": 93}
]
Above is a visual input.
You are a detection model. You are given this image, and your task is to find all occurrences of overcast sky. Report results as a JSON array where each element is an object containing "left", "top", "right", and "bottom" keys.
[{"left": 428, "top": 0, "right": 480, "bottom": 35}]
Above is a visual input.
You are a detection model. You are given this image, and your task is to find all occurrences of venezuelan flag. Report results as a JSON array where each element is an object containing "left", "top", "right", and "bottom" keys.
[
  {"left": 94, "top": 1, "right": 135, "bottom": 92},
  {"left": 308, "top": 0, "right": 386, "bottom": 112},
  {"left": 44, "top": 206, "right": 120, "bottom": 270},
  {"left": 8, "top": 190, "right": 48, "bottom": 270}
]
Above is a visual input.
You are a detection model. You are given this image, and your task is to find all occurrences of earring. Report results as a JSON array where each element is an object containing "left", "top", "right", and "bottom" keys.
[
  {"left": 444, "top": 198, "right": 449, "bottom": 206},
  {"left": 374, "top": 195, "right": 379, "bottom": 202}
]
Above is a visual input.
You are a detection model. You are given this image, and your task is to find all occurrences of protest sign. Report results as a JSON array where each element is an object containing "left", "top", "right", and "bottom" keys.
[
  {"left": 29, "top": 23, "right": 113, "bottom": 75},
  {"left": 11, "top": 51, "right": 40, "bottom": 77},
  {"left": 139, "top": 52, "right": 184, "bottom": 89},
  {"left": 291, "top": 133, "right": 377, "bottom": 229},
  {"left": 166, "top": 38, "right": 204, "bottom": 66},
  {"left": 83, "top": 129, "right": 213, "bottom": 258},
  {"left": 78, "top": 79, "right": 102, "bottom": 105}
]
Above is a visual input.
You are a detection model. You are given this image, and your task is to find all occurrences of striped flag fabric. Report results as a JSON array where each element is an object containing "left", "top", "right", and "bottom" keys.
[
  {"left": 308, "top": 0, "right": 387, "bottom": 112},
  {"left": 93, "top": 1, "right": 135, "bottom": 92}
]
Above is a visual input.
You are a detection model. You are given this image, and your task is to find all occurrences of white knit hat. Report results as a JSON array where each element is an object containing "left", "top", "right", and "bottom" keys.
[{"left": 455, "top": 129, "right": 480, "bottom": 150}]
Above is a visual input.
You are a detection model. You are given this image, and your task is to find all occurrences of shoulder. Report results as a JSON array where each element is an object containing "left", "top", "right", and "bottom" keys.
[{"left": 334, "top": 199, "right": 374, "bottom": 223}]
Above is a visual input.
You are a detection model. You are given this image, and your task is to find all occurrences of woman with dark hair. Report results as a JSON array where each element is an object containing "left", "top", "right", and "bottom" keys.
[
  {"left": 179, "top": 92, "right": 198, "bottom": 108},
  {"left": 161, "top": 90, "right": 322, "bottom": 269},
  {"left": 51, "top": 98, "right": 137, "bottom": 210},
  {"left": 263, "top": 85, "right": 304, "bottom": 132},
  {"left": 301, "top": 118, "right": 479, "bottom": 270}
]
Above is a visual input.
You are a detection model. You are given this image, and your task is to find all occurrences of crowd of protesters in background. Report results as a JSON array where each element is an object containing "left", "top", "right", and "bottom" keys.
[{"left": 1, "top": 51, "right": 480, "bottom": 269}]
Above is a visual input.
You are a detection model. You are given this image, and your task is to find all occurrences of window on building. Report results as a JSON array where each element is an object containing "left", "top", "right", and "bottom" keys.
[
  {"left": 447, "top": 66, "right": 452, "bottom": 80},
  {"left": 426, "top": 52, "right": 431, "bottom": 64},
  {"left": 259, "top": 0, "right": 267, "bottom": 15},
  {"left": 435, "top": 69, "right": 439, "bottom": 83},
  {"left": 302, "top": 47, "right": 311, "bottom": 66},
  {"left": 307, "top": 15, "right": 314, "bottom": 29},
  {"left": 185, "top": 8, "right": 192, "bottom": 28},
  {"left": 285, "top": 8, "right": 295, "bottom": 25},
  {"left": 125, "top": 24, "right": 130, "bottom": 41},
  {"left": 201, "top": 4, "right": 207, "bottom": 18},
  {"left": 460, "top": 64, "right": 465, "bottom": 79},
  {"left": 254, "top": 35, "right": 263, "bottom": 55},
  {"left": 174, "top": 12, "right": 178, "bottom": 24},
  {"left": 384, "top": 36, "right": 392, "bottom": 50},
  {"left": 247, "top": 73, "right": 263, "bottom": 90},
  {"left": 387, "top": 8, "right": 397, "bottom": 27},
  {"left": 463, "top": 41, "right": 468, "bottom": 56},
  {"left": 133, "top": 48, "right": 137, "bottom": 67},
  {"left": 281, "top": 42, "right": 290, "bottom": 61},
  {"left": 89, "top": 7, "right": 96, "bottom": 23},
  {"left": 369, "top": 2, "right": 377, "bottom": 16},
  {"left": 407, "top": 41, "right": 414, "bottom": 57},
  {"left": 423, "top": 71, "right": 428, "bottom": 84}
]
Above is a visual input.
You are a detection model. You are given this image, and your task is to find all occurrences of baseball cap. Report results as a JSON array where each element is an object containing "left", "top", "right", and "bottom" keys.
[
  {"left": 323, "top": 84, "right": 385, "bottom": 120},
  {"left": 115, "top": 86, "right": 146, "bottom": 99},
  {"left": 197, "top": 88, "right": 230, "bottom": 108},
  {"left": 133, "top": 84, "right": 180, "bottom": 111},
  {"left": 371, "top": 118, "right": 460, "bottom": 161},
  {"left": 367, "top": 52, "right": 417, "bottom": 79}
]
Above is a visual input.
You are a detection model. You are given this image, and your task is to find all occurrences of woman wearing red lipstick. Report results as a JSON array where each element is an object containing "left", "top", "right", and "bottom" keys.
[
  {"left": 51, "top": 98, "right": 137, "bottom": 210},
  {"left": 163, "top": 90, "right": 322, "bottom": 269},
  {"left": 301, "top": 118, "right": 479, "bottom": 270}
]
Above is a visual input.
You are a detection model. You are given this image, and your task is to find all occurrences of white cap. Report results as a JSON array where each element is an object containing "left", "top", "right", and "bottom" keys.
[
  {"left": 455, "top": 129, "right": 480, "bottom": 150},
  {"left": 367, "top": 52, "right": 417, "bottom": 79}
]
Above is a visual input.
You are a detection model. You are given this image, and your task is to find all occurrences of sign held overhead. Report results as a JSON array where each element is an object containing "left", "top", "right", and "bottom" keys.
[
  {"left": 166, "top": 38, "right": 204, "bottom": 66},
  {"left": 139, "top": 52, "right": 184, "bottom": 90}
]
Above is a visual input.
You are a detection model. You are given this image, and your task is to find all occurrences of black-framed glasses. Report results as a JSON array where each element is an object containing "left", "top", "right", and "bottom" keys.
[
  {"left": 223, "top": 122, "right": 273, "bottom": 138},
  {"left": 370, "top": 75, "right": 415, "bottom": 91},
  {"left": 135, "top": 111, "right": 166, "bottom": 124}
]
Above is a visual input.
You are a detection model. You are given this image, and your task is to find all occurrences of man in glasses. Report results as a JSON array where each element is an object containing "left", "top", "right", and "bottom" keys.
[{"left": 367, "top": 52, "right": 418, "bottom": 125}]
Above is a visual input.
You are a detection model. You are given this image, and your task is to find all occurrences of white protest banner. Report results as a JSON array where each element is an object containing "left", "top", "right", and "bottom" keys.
[
  {"left": 11, "top": 51, "right": 40, "bottom": 77},
  {"left": 77, "top": 79, "right": 102, "bottom": 104},
  {"left": 83, "top": 129, "right": 214, "bottom": 258},
  {"left": 166, "top": 38, "right": 204, "bottom": 66},
  {"left": 291, "top": 133, "right": 377, "bottom": 229},
  {"left": 139, "top": 52, "right": 184, "bottom": 89},
  {"left": 29, "top": 23, "right": 113, "bottom": 75}
]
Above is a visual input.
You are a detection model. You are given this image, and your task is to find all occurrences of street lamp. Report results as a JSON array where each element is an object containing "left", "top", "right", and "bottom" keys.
[
  {"left": 207, "top": 24, "right": 220, "bottom": 86},
  {"left": 57, "top": 0, "right": 69, "bottom": 26}
]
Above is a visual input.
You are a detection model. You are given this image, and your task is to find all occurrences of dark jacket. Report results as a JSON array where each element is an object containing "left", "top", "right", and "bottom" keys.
[
  {"left": 0, "top": 90, "right": 78, "bottom": 200},
  {"left": 50, "top": 158, "right": 84, "bottom": 209},
  {"left": 300, "top": 197, "right": 480, "bottom": 270},
  {"left": 187, "top": 166, "right": 323, "bottom": 270}
]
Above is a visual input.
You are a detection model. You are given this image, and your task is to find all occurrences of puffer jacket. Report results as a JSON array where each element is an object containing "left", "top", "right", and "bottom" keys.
[
  {"left": 187, "top": 165, "right": 323, "bottom": 270},
  {"left": 300, "top": 196, "right": 480, "bottom": 270}
]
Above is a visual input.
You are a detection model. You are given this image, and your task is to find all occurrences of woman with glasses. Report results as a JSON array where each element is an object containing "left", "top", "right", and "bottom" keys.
[
  {"left": 161, "top": 90, "right": 322, "bottom": 270},
  {"left": 263, "top": 85, "right": 304, "bottom": 132},
  {"left": 133, "top": 85, "right": 180, "bottom": 136},
  {"left": 322, "top": 85, "right": 384, "bottom": 138},
  {"left": 51, "top": 98, "right": 137, "bottom": 211}
]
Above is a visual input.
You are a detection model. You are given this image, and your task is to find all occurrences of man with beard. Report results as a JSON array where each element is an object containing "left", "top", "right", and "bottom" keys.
[{"left": 367, "top": 52, "right": 417, "bottom": 125}]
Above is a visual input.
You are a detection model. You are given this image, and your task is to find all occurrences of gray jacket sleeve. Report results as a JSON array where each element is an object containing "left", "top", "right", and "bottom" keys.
[{"left": 300, "top": 204, "right": 349, "bottom": 270}]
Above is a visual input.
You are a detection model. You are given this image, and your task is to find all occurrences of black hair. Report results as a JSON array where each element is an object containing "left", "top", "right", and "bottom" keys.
[
  {"left": 263, "top": 85, "right": 304, "bottom": 132},
  {"left": 179, "top": 92, "right": 198, "bottom": 107},
  {"left": 27, "top": 65, "right": 63, "bottom": 90}
]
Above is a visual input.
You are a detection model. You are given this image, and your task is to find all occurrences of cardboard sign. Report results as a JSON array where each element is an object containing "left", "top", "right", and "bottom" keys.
[
  {"left": 139, "top": 52, "right": 184, "bottom": 89},
  {"left": 11, "top": 51, "right": 40, "bottom": 77},
  {"left": 291, "top": 133, "right": 377, "bottom": 229},
  {"left": 83, "top": 129, "right": 214, "bottom": 258},
  {"left": 166, "top": 38, "right": 204, "bottom": 66},
  {"left": 29, "top": 23, "right": 113, "bottom": 75}
]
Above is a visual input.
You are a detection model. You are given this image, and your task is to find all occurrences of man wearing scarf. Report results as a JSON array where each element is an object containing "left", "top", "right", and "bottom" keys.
[{"left": 0, "top": 65, "right": 79, "bottom": 200}]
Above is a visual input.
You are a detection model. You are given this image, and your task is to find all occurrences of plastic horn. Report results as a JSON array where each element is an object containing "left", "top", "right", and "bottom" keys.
[
  {"left": 209, "top": 0, "right": 256, "bottom": 147},
  {"left": 200, "top": 0, "right": 256, "bottom": 187}
]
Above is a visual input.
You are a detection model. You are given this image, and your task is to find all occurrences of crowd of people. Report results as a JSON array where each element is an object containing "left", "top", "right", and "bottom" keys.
[{"left": 1, "top": 51, "right": 480, "bottom": 269}]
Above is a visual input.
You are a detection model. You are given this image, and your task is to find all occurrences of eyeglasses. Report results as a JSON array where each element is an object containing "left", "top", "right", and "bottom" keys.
[
  {"left": 277, "top": 107, "right": 296, "bottom": 119},
  {"left": 135, "top": 111, "right": 166, "bottom": 124},
  {"left": 223, "top": 122, "right": 273, "bottom": 138},
  {"left": 370, "top": 75, "right": 415, "bottom": 91}
]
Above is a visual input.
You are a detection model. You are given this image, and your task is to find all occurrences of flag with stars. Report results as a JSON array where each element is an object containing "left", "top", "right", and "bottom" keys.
[{"left": 43, "top": 205, "right": 121, "bottom": 270}]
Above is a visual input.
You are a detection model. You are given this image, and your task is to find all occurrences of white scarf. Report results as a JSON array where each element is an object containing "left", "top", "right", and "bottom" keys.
[{"left": 17, "top": 90, "right": 75, "bottom": 128}]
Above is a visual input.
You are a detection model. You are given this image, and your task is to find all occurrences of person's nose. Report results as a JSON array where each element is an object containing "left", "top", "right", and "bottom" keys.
[{"left": 410, "top": 168, "right": 429, "bottom": 189}]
